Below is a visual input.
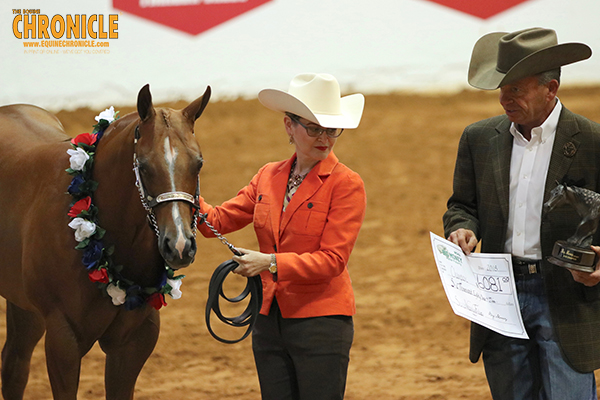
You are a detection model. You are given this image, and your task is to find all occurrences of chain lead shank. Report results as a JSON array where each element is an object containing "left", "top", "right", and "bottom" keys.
[{"left": 201, "top": 217, "right": 241, "bottom": 256}]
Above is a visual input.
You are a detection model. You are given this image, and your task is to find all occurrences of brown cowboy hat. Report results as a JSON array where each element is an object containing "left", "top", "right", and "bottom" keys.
[{"left": 468, "top": 27, "right": 592, "bottom": 90}]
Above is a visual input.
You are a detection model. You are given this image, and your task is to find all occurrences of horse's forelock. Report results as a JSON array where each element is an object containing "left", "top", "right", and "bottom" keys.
[{"left": 160, "top": 109, "right": 171, "bottom": 128}]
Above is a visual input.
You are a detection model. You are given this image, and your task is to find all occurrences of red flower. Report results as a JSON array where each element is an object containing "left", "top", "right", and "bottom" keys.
[
  {"left": 88, "top": 268, "right": 109, "bottom": 283},
  {"left": 71, "top": 133, "right": 97, "bottom": 146},
  {"left": 148, "top": 293, "right": 167, "bottom": 310},
  {"left": 68, "top": 196, "right": 92, "bottom": 217}
]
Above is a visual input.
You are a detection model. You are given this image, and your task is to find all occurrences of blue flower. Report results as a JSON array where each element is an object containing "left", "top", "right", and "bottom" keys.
[
  {"left": 68, "top": 175, "right": 85, "bottom": 194},
  {"left": 157, "top": 270, "right": 168, "bottom": 290},
  {"left": 124, "top": 285, "right": 145, "bottom": 310},
  {"left": 82, "top": 239, "right": 103, "bottom": 269}
]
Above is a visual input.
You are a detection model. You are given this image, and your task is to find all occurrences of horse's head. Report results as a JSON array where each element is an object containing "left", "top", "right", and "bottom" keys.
[
  {"left": 543, "top": 181, "right": 569, "bottom": 214},
  {"left": 134, "top": 84, "right": 211, "bottom": 269}
]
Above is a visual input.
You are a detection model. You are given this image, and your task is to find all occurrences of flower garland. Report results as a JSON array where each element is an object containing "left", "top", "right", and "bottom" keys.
[{"left": 66, "top": 107, "right": 184, "bottom": 310}]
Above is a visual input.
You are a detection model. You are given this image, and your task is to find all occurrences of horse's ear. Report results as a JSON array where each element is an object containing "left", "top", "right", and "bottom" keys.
[
  {"left": 183, "top": 86, "right": 211, "bottom": 122},
  {"left": 137, "top": 84, "right": 155, "bottom": 122}
]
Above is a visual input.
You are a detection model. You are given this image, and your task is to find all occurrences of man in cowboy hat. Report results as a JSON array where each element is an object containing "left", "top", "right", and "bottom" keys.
[{"left": 444, "top": 27, "right": 600, "bottom": 399}]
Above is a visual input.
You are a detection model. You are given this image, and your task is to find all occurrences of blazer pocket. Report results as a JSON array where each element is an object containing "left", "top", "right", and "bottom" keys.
[
  {"left": 290, "top": 201, "right": 328, "bottom": 236},
  {"left": 253, "top": 193, "right": 270, "bottom": 228}
]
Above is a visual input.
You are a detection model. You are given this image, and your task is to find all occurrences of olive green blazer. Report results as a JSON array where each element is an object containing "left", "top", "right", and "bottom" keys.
[{"left": 444, "top": 107, "right": 600, "bottom": 373}]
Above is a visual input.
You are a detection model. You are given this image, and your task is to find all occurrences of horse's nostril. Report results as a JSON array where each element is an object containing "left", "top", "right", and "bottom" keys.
[
  {"left": 160, "top": 236, "right": 175, "bottom": 261},
  {"left": 188, "top": 239, "right": 197, "bottom": 258},
  {"left": 160, "top": 234, "right": 196, "bottom": 264}
]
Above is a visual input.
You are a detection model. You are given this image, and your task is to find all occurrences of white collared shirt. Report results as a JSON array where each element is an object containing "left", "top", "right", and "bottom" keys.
[{"left": 504, "top": 98, "right": 562, "bottom": 259}]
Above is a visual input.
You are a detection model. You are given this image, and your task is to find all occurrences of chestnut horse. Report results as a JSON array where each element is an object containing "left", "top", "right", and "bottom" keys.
[{"left": 0, "top": 84, "right": 210, "bottom": 399}]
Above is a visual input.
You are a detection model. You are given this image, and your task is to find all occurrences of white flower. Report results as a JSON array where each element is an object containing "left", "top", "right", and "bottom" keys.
[
  {"left": 95, "top": 106, "right": 116, "bottom": 123},
  {"left": 107, "top": 284, "right": 126, "bottom": 306},
  {"left": 67, "top": 148, "right": 89, "bottom": 171},
  {"left": 68, "top": 217, "right": 97, "bottom": 242},
  {"left": 167, "top": 278, "right": 182, "bottom": 299}
]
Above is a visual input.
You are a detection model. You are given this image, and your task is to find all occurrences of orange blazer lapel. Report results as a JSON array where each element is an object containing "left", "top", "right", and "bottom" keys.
[{"left": 269, "top": 158, "right": 293, "bottom": 245}]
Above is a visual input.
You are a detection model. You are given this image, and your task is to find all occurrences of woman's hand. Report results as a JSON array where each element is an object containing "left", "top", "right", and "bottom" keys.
[{"left": 232, "top": 247, "right": 271, "bottom": 277}]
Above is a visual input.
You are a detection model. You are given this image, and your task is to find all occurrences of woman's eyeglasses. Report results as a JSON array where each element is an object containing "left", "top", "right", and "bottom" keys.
[{"left": 289, "top": 114, "right": 344, "bottom": 138}]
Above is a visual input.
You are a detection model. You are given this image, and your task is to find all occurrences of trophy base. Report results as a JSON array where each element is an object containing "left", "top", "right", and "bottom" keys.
[{"left": 548, "top": 240, "right": 596, "bottom": 273}]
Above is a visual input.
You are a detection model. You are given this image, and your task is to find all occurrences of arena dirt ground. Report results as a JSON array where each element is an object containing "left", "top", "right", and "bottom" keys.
[{"left": 5, "top": 85, "right": 600, "bottom": 399}]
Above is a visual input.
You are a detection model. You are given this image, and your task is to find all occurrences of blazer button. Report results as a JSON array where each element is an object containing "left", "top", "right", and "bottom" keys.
[
  {"left": 307, "top": 203, "right": 313, "bottom": 209},
  {"left": 258, "top": 195, "right": 263, "bottom": 201}
]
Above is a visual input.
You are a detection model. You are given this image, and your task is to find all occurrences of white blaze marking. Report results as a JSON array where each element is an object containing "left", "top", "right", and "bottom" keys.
[{"left": 163, "top": 137, "right": 187, "bottom": 258}]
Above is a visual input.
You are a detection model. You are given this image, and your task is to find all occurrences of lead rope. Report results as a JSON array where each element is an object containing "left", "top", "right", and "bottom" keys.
[{"left": 201, "top": 215, "right": 263, "bottom": 344}]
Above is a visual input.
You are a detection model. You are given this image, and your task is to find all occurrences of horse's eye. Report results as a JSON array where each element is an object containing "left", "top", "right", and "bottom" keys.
[
  {"left": 197, "top": 158, "right": 204, "bottom": 171},
  {"left": 137, "top": 159, "right": 151, "bottom": 176}
]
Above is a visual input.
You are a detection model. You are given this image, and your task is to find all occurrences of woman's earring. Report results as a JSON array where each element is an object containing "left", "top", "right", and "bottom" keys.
[{"left": 289, "top": 136, "right": 294, "bottom": 145}]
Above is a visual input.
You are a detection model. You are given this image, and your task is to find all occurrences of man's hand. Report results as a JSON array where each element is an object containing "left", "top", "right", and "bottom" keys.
[
  {"left": 447, "top": 228, "right": 478, "bottom": 255},
  {"left": 569, "top": 245, "right": 600, "bottom": 287}
]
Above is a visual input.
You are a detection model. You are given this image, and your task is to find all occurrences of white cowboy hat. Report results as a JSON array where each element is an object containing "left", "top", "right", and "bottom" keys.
[
  {"left": 468, "top": 27, "right": 591, "bottom": 90},
  {"left": 258, "top": 73, "right": 365, "bottom": 129}
]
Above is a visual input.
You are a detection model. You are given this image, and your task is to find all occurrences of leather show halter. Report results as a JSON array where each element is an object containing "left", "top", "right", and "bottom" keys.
[{"left": 132, "top": 125, "right": 200, "bottom": 238}]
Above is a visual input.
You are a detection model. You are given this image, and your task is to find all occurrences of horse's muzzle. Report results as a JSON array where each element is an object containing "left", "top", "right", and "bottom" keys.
[{"left": 159, "top": 233, "right": 197, "bottom": 269}]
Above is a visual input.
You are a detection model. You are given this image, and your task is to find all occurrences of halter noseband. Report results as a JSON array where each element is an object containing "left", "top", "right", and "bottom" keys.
[{"left": 132, "top": 125, "right": 201, "bottom": 237}]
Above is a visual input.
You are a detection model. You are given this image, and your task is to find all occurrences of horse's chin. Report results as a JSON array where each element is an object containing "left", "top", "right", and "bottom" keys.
[{"left": 163, "top": 255, "right": 195, "bottom": 270}]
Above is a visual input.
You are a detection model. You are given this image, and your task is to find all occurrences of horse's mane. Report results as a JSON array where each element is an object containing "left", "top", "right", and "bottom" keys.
[
  {"left": 101, "top": 112, "right": 138, "bottom": 139},
  {"left": 570, "top": 185, "right": 600, "bottom": 207}
]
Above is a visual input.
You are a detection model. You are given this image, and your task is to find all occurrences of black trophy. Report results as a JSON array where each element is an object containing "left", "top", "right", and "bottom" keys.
[{"left": 543, "top": 182, "right": 600, "bottom": 273}]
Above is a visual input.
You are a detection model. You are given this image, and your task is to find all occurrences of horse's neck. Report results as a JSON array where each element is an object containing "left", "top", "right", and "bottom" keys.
[{"left": 94, "top": 117, "right": 138, "bottom": 198}]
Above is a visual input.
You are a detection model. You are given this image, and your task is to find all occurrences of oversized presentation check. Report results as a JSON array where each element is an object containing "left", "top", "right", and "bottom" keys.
[{"left": 430, "top": 232, "right": 528, "bottom": 339}]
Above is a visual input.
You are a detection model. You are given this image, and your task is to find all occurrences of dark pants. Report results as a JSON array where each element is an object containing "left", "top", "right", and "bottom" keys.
[{"left": 252, "top": 299, "right": 354, "bottom": 400}]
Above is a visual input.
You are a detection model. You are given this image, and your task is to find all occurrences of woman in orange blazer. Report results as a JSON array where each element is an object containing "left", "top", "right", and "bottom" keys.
[{"left": 198, "top": 73, "right": 366, "bottom": 400}]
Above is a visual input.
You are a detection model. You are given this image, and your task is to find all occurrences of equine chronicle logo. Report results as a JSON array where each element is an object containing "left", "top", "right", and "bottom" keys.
[{"left": 12, "top": 8, "right": 117, "bottom": 54}]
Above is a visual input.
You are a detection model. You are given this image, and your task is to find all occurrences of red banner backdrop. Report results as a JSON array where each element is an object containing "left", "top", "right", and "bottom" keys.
[
  {"left": 423, "top": 0, "right": 530, "bottom": 19},
  {"left": 113, "top": 0, "right": 272, "bottom": 35}
]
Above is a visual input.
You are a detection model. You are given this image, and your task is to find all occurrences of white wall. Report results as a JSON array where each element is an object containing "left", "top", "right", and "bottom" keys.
[{"left": 2, "top": 0, "right": 600, "bottom": 111}]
